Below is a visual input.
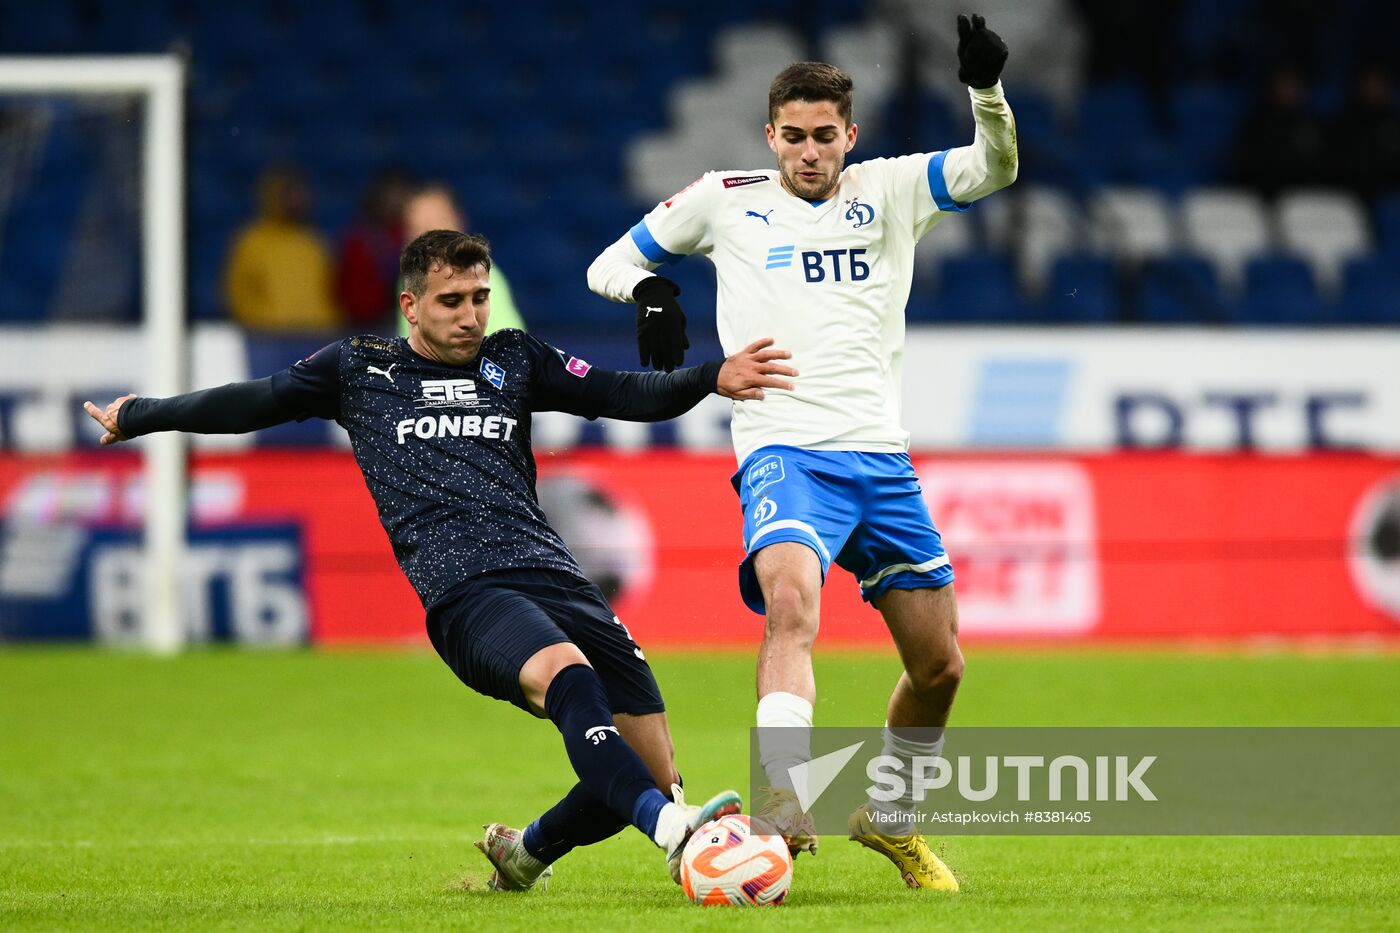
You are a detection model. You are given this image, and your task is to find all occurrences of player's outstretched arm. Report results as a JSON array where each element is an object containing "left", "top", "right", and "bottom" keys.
[
  {"left": 529, "top": 335, "right": 795, "bottom": 423},
  {"left": 594, "top": 337, "right": 796, "bottom": 420},
  {"left": 82, "top": 377, "right": 308, "bottom": 444},
  {"left": 940, "top": 13, "right": 1018, "bottom": 205}
]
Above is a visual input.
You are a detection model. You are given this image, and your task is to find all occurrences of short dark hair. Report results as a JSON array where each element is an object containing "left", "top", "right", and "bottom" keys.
[
  {"left": 400, "top": 229, "right": 491, "bottom": 297},
  {"left": 768, "top": 61, "right": 854, "bottom": 125}
]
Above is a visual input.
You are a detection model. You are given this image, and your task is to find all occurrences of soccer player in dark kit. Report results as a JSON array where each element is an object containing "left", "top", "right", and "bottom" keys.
[{"left": 83, "top": 230, "right": 798, "bottom": 892}]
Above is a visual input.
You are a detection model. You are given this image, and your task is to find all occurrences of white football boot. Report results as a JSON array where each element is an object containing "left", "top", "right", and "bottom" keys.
[
  {"left": 656, "top": 785, "right": 743, "bottom": 883},
  {"left": 474, "top": 823, "right": 553, "bottom": 892}
]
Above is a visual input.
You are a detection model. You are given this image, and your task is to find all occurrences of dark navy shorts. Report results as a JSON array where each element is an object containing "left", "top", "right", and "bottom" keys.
[{"left": 426, "top": 568, "right": 665, "bottom": 717}]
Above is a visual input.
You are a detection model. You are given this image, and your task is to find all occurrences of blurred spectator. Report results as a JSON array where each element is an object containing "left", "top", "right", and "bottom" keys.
[
  {"left": 397, "top": 182, "right": 526, "bottom": 336},
  {"left": 1330, "top": 64, "right": 1400, "bottom": 201},
  {"left": 1230, "top": 66, "right": 1328, "bottom": 198},
  {"left": 223, "top": 166, "right": 339, "bottom": 332},
  {"left": 335, "top": 166, "right": 413, "bottom": 328}
]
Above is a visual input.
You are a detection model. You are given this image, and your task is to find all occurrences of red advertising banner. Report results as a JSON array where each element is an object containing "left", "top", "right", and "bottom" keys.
[{"left": 2, "top": 451, "right": 1398, "bottom": 645}]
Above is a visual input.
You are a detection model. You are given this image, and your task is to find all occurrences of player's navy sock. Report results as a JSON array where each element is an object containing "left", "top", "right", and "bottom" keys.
[
  {"left": 543, "top": 664, "right": 670, "bottom": 840},
  {"left": 522, "top": 783, "right": 625, "bottom": 864},
  {"left": 523, "top": 775, "right": 683, "bottom": 864}
]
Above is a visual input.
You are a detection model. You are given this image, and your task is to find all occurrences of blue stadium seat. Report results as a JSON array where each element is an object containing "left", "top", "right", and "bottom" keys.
[
  {"left": 1340, "top": 257, "right": 1400, "bottom": 325},
  {"left": 995, "top": 93, "right": 1072, "bottom": 186},
  {"left": 1079, "top": 83, "right": 1158, "bottom": 138},
  {"left": 904, "top": 292, "right": 943, "bottom": 324},
  {"left": 1044, "top": 257, "right": 1118, "bottom": 323},
  {"left": 1002, "top": 88, "right": 1058, "bottom": 143},
  {"left": 1374, "top": 194, "right": 1400, "bottom": 257},
  {"left": 1136, "top": 256, "right": 1226, "bottom": 323},
  {"left": 1077, "top": 83, "right": 1162, "bottom": 186},
  {"left": 1235, "top": 256, "right": 1327, "bottom": 325},
  {"left": 1019, "top": 135, "right": 1100, "bottom": 190},
  {"left": 936, "top": 255, "right": 1029, "bottom": 323},
  {"left": 874, "top": 93, "right": 955, "bottom": 160},
  {"left": 1171, "top": 83, "right": 1247, "bottom": 180},
  {"left": 1124, "top": 138, "right": 1203, "bottom": 196}
]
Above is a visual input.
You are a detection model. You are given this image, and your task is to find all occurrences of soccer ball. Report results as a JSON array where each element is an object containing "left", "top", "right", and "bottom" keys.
[{"left": 679, "top": 813, "right": 792, "bottom": 906}]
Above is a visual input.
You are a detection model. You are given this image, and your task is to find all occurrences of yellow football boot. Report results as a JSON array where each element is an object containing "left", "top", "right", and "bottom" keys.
[{"left": 848, "top": 804, "right": 959, "bottom": 891}]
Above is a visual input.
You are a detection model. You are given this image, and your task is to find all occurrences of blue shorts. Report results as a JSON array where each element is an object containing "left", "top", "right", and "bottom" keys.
[
  {"left": 425, "top": 568, "right": 665, "bottom": 716},
  {"left": 731, "top": 446, "right": 955, "bottom": 614}
]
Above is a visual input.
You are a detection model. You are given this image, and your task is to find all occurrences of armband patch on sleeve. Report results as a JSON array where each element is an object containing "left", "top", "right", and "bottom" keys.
[{"left": 565, "top": 357, "right": 592, "bottom": 378}]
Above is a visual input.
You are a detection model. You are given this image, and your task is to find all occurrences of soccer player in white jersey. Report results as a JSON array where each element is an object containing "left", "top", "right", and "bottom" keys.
[{"left": 588, "top": 14, "right": 1016, "bottom": 889}]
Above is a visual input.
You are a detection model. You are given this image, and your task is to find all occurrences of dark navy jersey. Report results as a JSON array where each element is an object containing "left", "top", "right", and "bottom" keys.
[{"left": 259, "top": 330, "right": 720, "bottom": 608}]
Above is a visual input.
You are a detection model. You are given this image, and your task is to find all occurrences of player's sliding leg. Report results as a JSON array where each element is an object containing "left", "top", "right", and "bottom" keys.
[
  {"left": 520, "top": 644, "right": 740, "bottom": 883},
  {"left": 751, "top": 542, "right": 823, "bottom": 856},
  {"left": 477, "top": 780, "right": 629, "bottom": 891},
  {"left": 503, "top": 713, "right": 680, "bottom": 877},
  {"left": 848, "top": 584, "right": 962, "bottom": 890}
]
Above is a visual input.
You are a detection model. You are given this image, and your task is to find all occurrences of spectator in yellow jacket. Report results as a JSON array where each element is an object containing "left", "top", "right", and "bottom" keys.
[{"left": 224, "top": 166, "right": 340, "bottom": 332}]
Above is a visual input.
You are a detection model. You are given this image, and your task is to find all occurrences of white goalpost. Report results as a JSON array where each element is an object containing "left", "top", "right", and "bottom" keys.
[{"left": 0, "top": 55, "right": 187, "bottom": 652}]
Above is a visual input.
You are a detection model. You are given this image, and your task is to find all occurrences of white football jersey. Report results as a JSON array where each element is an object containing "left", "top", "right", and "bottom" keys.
[{"left": 590, "top": 85, "right": 1017, "bottom": 461}]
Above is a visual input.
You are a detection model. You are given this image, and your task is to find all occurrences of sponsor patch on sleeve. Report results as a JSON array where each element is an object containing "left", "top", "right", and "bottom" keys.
[
  {"left": 722, "top": 175, "right": 770, "bottom": 189},
  {"left": 566, "top": 357, "right": 593, "bottom": 378}
]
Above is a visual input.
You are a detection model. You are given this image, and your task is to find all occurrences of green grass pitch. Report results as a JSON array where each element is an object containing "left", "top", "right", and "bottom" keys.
[{"left": 2, "top": 646, "right": 1398, "bottom": 930}]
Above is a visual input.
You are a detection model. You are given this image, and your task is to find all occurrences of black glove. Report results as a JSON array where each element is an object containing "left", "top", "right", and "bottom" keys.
[
  {"left": 632, "top": 275, "right": 689, "bottom": 372},
  {"left": 956, "top": 13, "right": 1009, "bottom": 89}
]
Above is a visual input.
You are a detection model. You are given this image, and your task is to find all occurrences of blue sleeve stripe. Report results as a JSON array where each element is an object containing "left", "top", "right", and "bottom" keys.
[
  {"left": 629, "top": 220, "right": 684, "bottom": 265},
  {"left": 927, "top": 151, "right": 969, "bottom": 213}
]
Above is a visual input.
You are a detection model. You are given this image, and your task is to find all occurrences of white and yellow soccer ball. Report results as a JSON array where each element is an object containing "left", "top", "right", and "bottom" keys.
[{"left": 679, "top": 813, "right": 793, "bottom": 906}]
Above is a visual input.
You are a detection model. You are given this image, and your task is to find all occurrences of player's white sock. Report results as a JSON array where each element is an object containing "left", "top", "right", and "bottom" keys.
[
  {"left": 868, "top": 724, "right": 945, "bottom": 835},
  {"left": 651, "top": 802, "right": 685, "bottom": 851},
  {"left": 756, "top": 691, "right": 814, "bottom": 792}
]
